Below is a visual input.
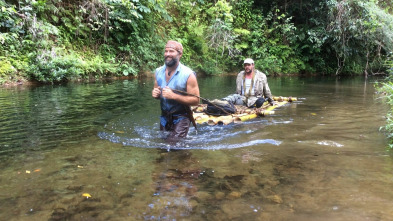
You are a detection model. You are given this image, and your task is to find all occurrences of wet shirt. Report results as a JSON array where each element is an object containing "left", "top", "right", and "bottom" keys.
[{"left": 155, "top": 63, "right": 195, "bottom": 126}]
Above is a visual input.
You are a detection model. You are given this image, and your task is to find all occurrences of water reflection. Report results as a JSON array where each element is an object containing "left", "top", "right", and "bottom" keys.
[
  {"left": 144, "top": 150, "right": 201, "bottom": 219},
  {"left": 1, "top": 76, "right": 393, "bottom": 220},
  {"left": 0, "top": 79, "right": 156, "bottom": 155},
  {"left": 143, "top": 149, "right": 282, "bottom": 220}
]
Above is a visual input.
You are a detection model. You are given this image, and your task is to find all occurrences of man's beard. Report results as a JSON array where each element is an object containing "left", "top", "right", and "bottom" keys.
[
  {"left": 165, "top": 56, "right": 178, "bottom": 67},
  {"left": 245, "top": 68, "right": 252, "bottom": 74}
]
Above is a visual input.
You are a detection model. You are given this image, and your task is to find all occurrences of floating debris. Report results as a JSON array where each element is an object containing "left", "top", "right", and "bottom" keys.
[{"left": 82, "top": 193, "right": 92, "bottom": 198}]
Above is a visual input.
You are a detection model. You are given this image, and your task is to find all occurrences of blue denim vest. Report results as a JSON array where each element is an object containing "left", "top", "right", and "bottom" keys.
[{"left": 155, "top": 63, "right": 195, "bottom": 126}]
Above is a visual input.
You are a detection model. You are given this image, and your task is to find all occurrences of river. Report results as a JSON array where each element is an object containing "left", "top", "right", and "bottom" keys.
[{"left": 0, "top": 75, "right": 392, "bottom": 220}]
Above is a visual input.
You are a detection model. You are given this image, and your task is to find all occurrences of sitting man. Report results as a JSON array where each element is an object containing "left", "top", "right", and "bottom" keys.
[{"left": 223, "top": 58, "right": 274, "bottom": 108}]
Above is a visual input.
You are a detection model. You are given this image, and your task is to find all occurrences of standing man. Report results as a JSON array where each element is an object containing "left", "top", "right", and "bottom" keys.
[
  {"left": 223, "top": 58, "right": 274, "bottom": 108},
  {"left": 152, "top": 40, "right": 200, "bottom": 139}
]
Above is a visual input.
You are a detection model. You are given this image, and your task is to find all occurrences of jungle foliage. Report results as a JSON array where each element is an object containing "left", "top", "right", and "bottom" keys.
[
  {"left": 377, "top": 55, "right": 393, "bottom": 149},
  {"left": 0, "top": 0, "right": 392, "bottom": 84}
]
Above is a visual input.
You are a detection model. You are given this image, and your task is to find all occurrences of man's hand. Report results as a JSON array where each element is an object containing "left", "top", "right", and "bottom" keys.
[
  {"left": 267, "top": 97, "right": 276, "bottom": 106},
  {"left": 162, "top": 86, "right": 176, "bottom": 100},
  {"left": 152, "top": 86, "right": 161, "bottom": 99}
]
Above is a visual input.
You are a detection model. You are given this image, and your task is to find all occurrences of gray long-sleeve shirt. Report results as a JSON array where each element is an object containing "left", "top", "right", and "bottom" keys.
[{"left": 235, "top": 70, "right": 272, "bottom": 106}]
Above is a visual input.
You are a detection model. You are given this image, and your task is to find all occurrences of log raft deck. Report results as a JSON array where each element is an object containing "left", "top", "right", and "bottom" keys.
[{"left": 191, "top": 96, "right": 297, "bottom": 126}]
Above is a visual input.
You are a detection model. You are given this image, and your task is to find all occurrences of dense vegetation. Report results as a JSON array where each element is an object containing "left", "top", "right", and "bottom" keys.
[
  {"left": 377, "top": 56, "right": 393, "bottom": 149},
  {"left": 0, "top": 0, "right": 392, "bottom": 84}
]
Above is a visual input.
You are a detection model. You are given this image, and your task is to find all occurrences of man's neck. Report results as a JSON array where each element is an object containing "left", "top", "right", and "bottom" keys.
[
  {"left": 167, "top": 63, "right": 179, "bottom": 76},
  {"left": 245, "top": 70, "right": 253, "bottom": 79}
]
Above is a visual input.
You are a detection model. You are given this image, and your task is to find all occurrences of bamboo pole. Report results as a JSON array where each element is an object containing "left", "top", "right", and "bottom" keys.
[
  {"left": 216, "top": 115, "right": 234, "bottom": 125},
  {"left": 272, "top": 96, "right": 297, "bottom": 102},
  {"left": 207, "top": 116, "right": 219, "bottom": 126},
  {"left": 207, "top": 115, "right": 234, "bottom": 125},
  {"left": 194, "top": 113, "right": 210, "bottom": 124},
  {"left": 270, "top": 101, "right": 287, "bottom": 109},
  {"left": 257, "top": 110, "right": 276, "bottom": 116},
  {"left": 234, "top": 114, "right": 258, "bottom": 123}
]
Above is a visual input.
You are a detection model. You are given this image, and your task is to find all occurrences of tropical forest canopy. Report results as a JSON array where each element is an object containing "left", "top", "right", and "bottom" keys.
[{"left": 1, "top": 0, "right": 392, "bottom": 84}]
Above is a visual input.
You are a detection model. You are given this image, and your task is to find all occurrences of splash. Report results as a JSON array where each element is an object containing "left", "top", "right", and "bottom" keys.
[{"left": 98, "top": 120, "right": 282, "bottom": 150}]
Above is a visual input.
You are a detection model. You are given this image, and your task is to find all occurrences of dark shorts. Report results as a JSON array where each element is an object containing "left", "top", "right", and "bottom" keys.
[{"left": 160, "top": 117, "right": 190, "bottom": 139}]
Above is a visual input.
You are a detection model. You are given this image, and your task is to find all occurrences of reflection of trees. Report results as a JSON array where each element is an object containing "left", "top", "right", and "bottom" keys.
[{"left": 0, "top": 79, "right": 152, "bottom": 153}]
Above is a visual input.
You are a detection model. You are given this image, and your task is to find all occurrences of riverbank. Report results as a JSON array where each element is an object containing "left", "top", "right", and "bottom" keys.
[
  {"left": 1, "top": 71, "right": 326, "bottom": 88},
  {"left": 0, "top": 74, "right": 151, "bottom": 88}
]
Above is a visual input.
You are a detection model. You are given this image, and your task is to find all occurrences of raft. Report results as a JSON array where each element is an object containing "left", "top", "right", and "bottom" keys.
[{"left": 192, "top": 96, "right": 297, "bottom": 125}]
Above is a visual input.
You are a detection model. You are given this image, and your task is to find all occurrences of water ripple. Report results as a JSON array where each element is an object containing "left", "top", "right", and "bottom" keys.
[{"left": 98, "top": 123, "right": 282, "bottom": 150}]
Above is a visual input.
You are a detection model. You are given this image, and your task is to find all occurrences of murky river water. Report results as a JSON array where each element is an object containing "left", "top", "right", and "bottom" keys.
[{"left": 0, "top": 75, "right": 392, "bottom": 220}]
